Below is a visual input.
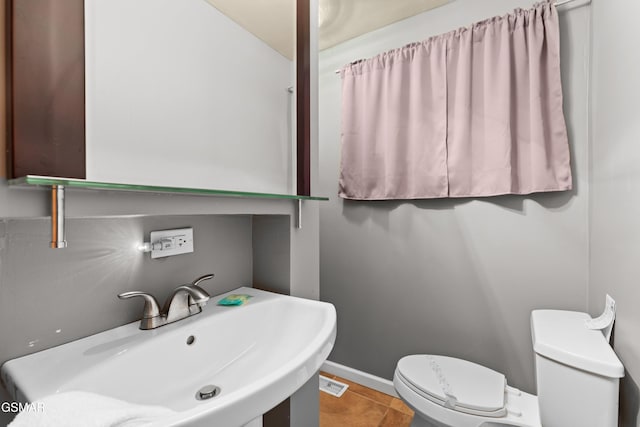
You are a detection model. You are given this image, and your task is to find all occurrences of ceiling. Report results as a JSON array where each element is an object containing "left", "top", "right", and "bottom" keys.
[
  {"left": 205, "top": 0, "right": 295, "bottom": 59},
  {"left": 319, "top": 0, "right": 450, "bottom": 50},
  {"left": 205, "top": 0, "right": 449, "bottom": 60}
]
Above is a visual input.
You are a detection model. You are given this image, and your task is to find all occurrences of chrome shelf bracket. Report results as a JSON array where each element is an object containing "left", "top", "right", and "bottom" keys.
[
  {"left": 50, "top": 185, "right": 67, "bottom": 248},
  {"left": 296, "top": 199, "right": 303, "bottom": 230}
]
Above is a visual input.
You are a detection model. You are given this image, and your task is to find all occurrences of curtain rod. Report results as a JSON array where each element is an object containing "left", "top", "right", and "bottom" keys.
[
  {"left": 334, "top": 0, "right": 587, "bottom": 74},
  {"left": 554, "top": 0, "right": 581, "bottom": 6}
]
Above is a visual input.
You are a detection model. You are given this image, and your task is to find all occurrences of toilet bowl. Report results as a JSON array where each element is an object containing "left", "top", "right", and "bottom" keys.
[
  {"left": 394, "top": 310, "right": 624, "bottom": 427},
  {"left": 394, "top": 355, "right": 540, "bottom": 427}
]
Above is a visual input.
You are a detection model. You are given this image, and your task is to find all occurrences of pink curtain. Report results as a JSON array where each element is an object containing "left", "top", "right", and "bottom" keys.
[{"left": 339, "top": 2, "right": 572, "bottom": 200}]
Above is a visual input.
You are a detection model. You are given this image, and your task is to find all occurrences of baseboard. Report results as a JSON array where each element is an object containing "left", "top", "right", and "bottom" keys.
[{"left": 321, "top": 360, "right": 399, "bottom": 398}]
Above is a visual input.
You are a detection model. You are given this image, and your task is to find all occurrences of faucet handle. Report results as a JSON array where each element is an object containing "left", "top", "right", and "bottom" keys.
[
  {"left": 118, "top": 291, "right": 162, "bottom": 319},
  {"left": 191, "top": 274, "right": 214, "bottom": 288},
  {"left": 186, "top": 274, "right": 214, "bottom": 308}
]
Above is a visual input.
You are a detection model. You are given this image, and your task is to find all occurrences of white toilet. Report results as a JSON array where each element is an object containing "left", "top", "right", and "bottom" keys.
[{"left": 394, "top": 309, "right": 624, "bottom": 427}]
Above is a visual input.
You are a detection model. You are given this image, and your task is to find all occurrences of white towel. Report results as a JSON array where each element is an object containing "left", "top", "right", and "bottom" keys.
[{"left": 9, "top": 391, "right": 175, "bottom": 427}]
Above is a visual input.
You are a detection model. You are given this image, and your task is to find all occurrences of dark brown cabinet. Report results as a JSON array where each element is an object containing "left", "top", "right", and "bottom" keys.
[{"left": 6, "top": 0, "right": 86, "bottom": 179}]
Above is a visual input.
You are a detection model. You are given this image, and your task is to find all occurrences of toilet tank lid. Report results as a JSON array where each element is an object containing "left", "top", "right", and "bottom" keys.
[{"left": 531, "top": 310, "right": 624, "bottom": 378}]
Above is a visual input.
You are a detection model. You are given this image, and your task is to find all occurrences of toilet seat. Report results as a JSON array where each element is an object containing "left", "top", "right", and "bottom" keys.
[{"left": 395, "top": 355, "right": 507, "bottom": 417}]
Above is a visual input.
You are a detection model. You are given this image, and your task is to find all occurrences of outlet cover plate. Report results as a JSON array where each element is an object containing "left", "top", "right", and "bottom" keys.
[{"left": 150, "top": 228, "right": 194, "bottom": 259}]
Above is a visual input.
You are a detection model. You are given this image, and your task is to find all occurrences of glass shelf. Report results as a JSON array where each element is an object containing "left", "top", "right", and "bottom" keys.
[{"left": 8, "top": 175, "right": 329, "bottom": 201}]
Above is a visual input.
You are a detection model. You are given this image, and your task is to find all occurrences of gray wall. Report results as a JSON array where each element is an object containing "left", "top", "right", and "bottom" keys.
[
  {"left": 0, "top": 208, "right": 310, "bottom": 426},
  {"left": 0, "top": 215, "right": 252, "bottom": 366},
  {"left": 0, "top": 194, "right": 321, "bottom": 427},
  {"left": 589, "top": 0, "right": 640, "bottom": 425},
  {"left": 253, "top": 216, "right": 292, "bottom": 294},
  {"left": 0, "top": 193, "right": 321, "bottom": 427},
  {"left": 0, "top": 213, "right": 254, "bottom": 425},
  {"left": 319, "top": 0, "right": 591, "bottom": 393}
]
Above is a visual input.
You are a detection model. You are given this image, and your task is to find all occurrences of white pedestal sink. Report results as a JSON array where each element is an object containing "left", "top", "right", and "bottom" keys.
[{"left": 1, "top": 287, "right": 336, "bottom": 426}]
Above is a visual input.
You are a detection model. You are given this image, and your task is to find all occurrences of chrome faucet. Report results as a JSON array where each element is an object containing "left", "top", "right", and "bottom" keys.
[
  {"left": 118, "top": 274, "right": 214, "bottom": 330},
  {"left": 163, "top": 276, "right": 212, "bottom": 323}
]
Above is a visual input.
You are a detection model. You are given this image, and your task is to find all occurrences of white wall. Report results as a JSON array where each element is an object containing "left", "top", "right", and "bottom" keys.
[
  {"left": 589, "top": 0, "right": 640, "bottom": 424},
  {"left": 85, "top": 0, "right": 294, "bottom": 194},
  {"left": 319, "top": 0, "right": 591, "bottom": 393}
]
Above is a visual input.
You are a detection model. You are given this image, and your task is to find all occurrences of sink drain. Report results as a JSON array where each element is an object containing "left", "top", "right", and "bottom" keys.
[{"left": 196, "top": 385, "right": 221, "bottom": 401}]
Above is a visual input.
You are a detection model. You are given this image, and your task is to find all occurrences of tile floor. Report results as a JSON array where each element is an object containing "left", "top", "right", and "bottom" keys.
[{"left": 319, "top": 372, "right": 414, "bottom": 427}]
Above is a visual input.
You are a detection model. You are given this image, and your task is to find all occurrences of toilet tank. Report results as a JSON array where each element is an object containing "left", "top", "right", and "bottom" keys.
[{"left": 531, "top": 310, "right": 624, "bottom": 427}]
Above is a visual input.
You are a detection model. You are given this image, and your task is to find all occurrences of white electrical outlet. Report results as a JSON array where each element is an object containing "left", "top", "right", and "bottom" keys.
[{"left": 149, "top": 228, "right": 194, "bottom": 259}]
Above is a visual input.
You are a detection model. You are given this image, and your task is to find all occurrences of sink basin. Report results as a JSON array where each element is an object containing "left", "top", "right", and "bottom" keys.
[{"left": 1, "top": 287, "right": 336, "bottom": 426}]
